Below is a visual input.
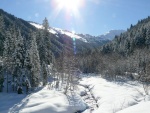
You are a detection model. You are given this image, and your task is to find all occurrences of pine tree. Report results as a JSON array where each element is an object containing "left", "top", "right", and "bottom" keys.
[
  {"left": 29, "top": 32, "right": 41, "bottom": 87},
  {"left": 41, "top": 61, "right": 48, "bottom": 86},
  {"left": 24, "top": 49, "right": 32, "bottom": 83},
  {"left": 36, "top": 18, "right": 53, "bottom": 86},
  {"left": 13, "top": 30, "right": 24, "bottom": 69},
  {"left": 3, "top": 30, "right": 14, "bottom": 92},
  {"left": 41, "top": 17, "right": 52, "bottom": 64},
  {"left": 24, "top": 49, "right": 31, "bottom": 72},
  {"left": 42, "top": 17, "right": 49, "bottom": 31},
  {"left": 36, "top": 30, "right": 47, "bottom": 63}
]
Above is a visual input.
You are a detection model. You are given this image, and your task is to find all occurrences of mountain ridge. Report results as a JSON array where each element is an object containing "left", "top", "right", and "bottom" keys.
[{"left": 29, "top": 21, "right": 125, "bottom": 45}]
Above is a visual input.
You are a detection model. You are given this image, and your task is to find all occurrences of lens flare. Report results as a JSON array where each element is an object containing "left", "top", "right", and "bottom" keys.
[
  {"left": 50, "top": 0, "right": 85, "bottom": 55},
  {"left": 73, "top": 37, "right": 76, "bottom": 55}
]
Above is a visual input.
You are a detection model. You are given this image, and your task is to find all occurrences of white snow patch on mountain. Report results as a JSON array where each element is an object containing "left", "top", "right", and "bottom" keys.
[
  {"left": 30, "top": 22, "right": 125, "bottom": 44},
  {"left": 30, "top": 22, "right": 57, "bottom": 34},
  {"left": 30, "top": 22, "right": 42, "bottom": 29},
  {"left": 30, "top": 22, "right": 87, "bottom": 43}
]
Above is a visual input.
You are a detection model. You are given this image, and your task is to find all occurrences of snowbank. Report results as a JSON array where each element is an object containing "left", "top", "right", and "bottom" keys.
[{"left": 0, "top": 86, "right": 86, "bottom": 113}]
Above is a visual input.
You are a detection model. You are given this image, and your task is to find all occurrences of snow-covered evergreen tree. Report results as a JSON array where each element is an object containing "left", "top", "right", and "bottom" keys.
[
  {"left": 12, "top": 30, "right": 25, "bottom": 73},
  {"left": 3, "top": 30, "right": 14, "bottom": 71},
  {"left": 41, "top": 61, "right": 48, "bottom": 86},
  {"left": 29, "top": 32, "right": 41, "bottom": 87},
  {"left": 24, "top": 49, "right": 32, "bottom": 86},
  {"left": 42, "top": 17, "right": 49, "bottom": 31},
  {"left": 24, "top": 49, "right": 31, "bottom": 74},
  {"left": 3, "top": 30, "right": 15, "bottom": 92},
  {"left": 36, "top": 18, "right": 54, "bottom": 86},
  {"left": 41, "top": 17, "right": 52, "bottom": 64}
]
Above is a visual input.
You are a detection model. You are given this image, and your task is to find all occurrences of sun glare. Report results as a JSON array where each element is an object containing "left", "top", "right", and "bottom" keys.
[
  {"left": 51, "top": 0, "right": 84, "bottom": 35},
  {"left": 56, "top": 0, "right": 81, "bottom": 11}
]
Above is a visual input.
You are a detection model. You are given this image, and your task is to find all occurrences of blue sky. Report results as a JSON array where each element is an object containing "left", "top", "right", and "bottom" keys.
[{"left": 0, "top": 0, "right": 150, "bottom": 36}]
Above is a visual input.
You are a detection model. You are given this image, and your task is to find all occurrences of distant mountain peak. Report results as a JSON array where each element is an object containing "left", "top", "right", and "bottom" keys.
[{"left": 98, "top": 30, "right": 125, "bottom": 40}]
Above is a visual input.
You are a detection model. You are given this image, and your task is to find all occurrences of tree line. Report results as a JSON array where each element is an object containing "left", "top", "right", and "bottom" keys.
[
  {"left": 0, "top": 15, "right": 80, "bottom": 94},
  {"left": 75, "top": 16, "right": 150, "bottom": 82}
]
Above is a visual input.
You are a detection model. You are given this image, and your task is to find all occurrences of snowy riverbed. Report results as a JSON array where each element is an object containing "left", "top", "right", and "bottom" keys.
[
  {"left": 0, "top": 74, "right": 150, "bottom": 113},
  {"left": 78, "top": 74, "right": 150, "bottom": 113}
]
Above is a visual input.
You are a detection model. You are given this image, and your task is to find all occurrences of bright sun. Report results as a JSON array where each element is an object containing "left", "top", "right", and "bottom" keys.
[{"left": 56, "top": 0, "right": 81, "bottom": 11}]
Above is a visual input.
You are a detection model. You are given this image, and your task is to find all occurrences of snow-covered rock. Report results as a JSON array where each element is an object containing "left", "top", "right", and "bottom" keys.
[{"left": 77, "top": 85, "right": 87, "bottom": 96}]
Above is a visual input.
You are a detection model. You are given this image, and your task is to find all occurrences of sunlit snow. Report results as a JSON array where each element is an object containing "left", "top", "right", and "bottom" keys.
[{"left": 30, "top": 22, "right": 87, "bottom": 43}]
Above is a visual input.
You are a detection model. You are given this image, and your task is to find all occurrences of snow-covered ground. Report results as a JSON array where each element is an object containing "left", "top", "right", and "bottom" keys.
[
  {"left": 116, "top": 101, "right": 150, "bottom": 113},
  {"left": 79, "top": 74, "right": 150, "bottom": 113},
  {"left": 1, "top": 74, "right": 150, "bottom": 113},
  {"left": 0, "top": 86, "right": 86, "bottom": 113}
]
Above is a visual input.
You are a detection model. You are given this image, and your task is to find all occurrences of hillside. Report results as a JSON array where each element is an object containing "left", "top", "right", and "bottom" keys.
[
  {"left": 0, "top": 9, "right": 97, "bottom": 57},
  {"left": 101, "top": 16, "right": 150, "bottom": 55},
  {"left": 88, "top": 16, "right": 150, "bottom": 81},
  {"left": 0, "top": 8, "right": 125, "bottom": 57},
  {"left": 75, "top": 16, "right": 150, "bottom": 76}
]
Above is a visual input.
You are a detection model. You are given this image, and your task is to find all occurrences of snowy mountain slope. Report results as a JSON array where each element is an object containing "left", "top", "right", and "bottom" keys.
[
  {"left": 30, "top": 22, "right": 125, "bottom": 44},
  {"left": 77, "top": 34, "right": 109, "bottom": 45},
  {"left": 30, "top": 22, "right": 87, "bottom": 43},
  {"left": 77, "top": 30, "right": 125, "bottom": 44}
]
